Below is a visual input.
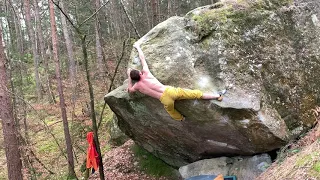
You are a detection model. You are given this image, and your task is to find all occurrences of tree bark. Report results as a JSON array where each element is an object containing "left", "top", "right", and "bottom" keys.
[
  {"left": 60, "top": 1, "right": 76, "bottom": 84},
  {"left": 0, "top": 23, "right": 23, "bottom": 180},
  {"left": 33, "top": 0, "right": 55, "bottom": 102},
  {"left": 33, "top": 0, "right": 45, "bottom": 63},
  {"left": 144, "top": 0, "right": 151, "bottom": 29},
  {"left": 51, "top": 1, "right": 109, "bottom": 178},
  {"left": 167, "top": 0, "right": 172, "bottom": 18},
  {"left": 151, "top": 0, "right": 158, "bottom": 26},
  {"left": 120, "top": 0, "right": 141, "bottom": 38},
  {"left": 94, "top": 0, "right": 105, "bottom": 78},
  {"left": 24, "top": 0, "right": 42, "bottom": 100},
  {"left": 5, "top": 0, "right": 18, "bottom": 124},
  {"left": 81, "top": 35, "right": 105, "bottom": 180},
  {"left": 48, "top": 0, "right": 77, "bottom": 178},
  {"left": 157, "top": 0, "right": 161, "bottom": 22}
]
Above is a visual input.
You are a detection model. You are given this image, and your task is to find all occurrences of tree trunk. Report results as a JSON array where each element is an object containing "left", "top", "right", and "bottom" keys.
[
  {"left": 51, "top": 1, "right": 109, "bottom": 179},
  {"left": 45, "top": 43, "right": 57, "bottom": 104},
  {"left": 60, "top": 1, "right": 76, "bottom": 84},
  {"left": 157, "top": 0, "right": 161, "bottom": 22},
  {"left": 167, "top": 0, "right": 172, "bottom": 18},
  {"left": 94, "top": 0, "right": 105, "bottom": 78},
  {"left": 173, "top": 0, "right": 177, "bottom": 15},
  {"left": 33, "top": 0, "right": 45, "bottom": 63},
  {"left": 5, "top": 0, "right": 18, "bottom": 124},
  {"left": 48, "top": 0, "right": 77, "bottom": 178},
  {"left": 60, "top": 0, "right": 77, "bottom": 118},
  {"left": 120, "top": 0, "right": 141, "bottom": 38},
  {"left": 0, "top": 23, "right": 23, "bottom": 180},
  {"left": 111, "top": 1, "right": 121, "bottom": 39},
  {"left": 151, "top": 0, "right": 158, "bottom": 26},
  {"left": 81, "top": 35, "right": 105, "bottom": 180},
  {"left": 7, "top": 1, "right": 35, "bottom": 175},
  {"left": 33, "top": 0, "right": 55, "bottom": 103},
  {"left": 24, "top": 0, "right": 42, "bottom": 100},
  {"left": 14, "top": 0, "right": 25, "bottom": 56},
  {"left": 144, "top": 0, "right": 151, "bottom": 29}
]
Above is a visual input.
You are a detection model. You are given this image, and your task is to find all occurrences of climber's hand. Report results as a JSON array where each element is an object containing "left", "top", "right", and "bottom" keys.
[
  {"left": 127, "top": 68, "right": 132, "bottom": 76},
  {"left": 133, "top": 42, "right": 140, "bottom": 49}
]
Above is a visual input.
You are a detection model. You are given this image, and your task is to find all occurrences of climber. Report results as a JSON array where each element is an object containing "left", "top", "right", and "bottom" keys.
[{"left": 127, "top": 42, "right": 223, "bottom": 121}]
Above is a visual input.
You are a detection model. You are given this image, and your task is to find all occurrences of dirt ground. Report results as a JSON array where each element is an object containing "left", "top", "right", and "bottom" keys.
[{"left": 89, "top": 140, "right": 180, "bottom": 180}]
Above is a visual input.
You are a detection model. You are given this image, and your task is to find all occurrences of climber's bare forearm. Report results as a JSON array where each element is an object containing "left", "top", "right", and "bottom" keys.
[{"left": 134, "top": 44, "right": 149, "bottom": 72}]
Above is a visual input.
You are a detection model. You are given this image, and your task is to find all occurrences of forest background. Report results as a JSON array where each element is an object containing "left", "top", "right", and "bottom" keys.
[{"left": 0, "top": 0, "right": 218, "bottom": 179}]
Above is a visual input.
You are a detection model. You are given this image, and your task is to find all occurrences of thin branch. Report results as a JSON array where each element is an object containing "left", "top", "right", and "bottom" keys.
[
  {"left": 78, "top": 0, "right": 110, "bottom": 27},
  {"left": 1, "top": 84, "right": 68, "bottom": 160},
  {"left": 18, "top": 133, "right": 55, "bottom": 175},
  {"left": 29, "top": 145, "right": 55, "bottom": 174},
  {"left": 97, "top": 102, "right": 107, "bottom": 129},
  {"left": 120, "top": 0, "right": 141, "bottom": 38},
  {"left": 7, "top": 0, "right": 19, "bottom": 20},
  {"left": 51, "top": 0, "right": 81, "bottom": 34},
  {"left": 108, "top": 38, "right": 128, "bottom": 93}
]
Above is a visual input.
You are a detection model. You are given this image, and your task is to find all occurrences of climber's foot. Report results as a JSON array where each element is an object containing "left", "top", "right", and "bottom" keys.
[{"left": 218, "top": 89, "right": 227, "bottom": 96}]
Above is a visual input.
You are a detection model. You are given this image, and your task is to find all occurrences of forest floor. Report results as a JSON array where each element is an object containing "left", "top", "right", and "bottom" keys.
[
  {"left": 0, "top": 70, "right": 179, "bottom": 180},
  {"left": 89, "top": 140, "right": 181, "bottom": 180}
]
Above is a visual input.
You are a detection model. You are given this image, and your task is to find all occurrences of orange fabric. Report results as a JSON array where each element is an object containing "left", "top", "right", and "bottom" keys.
[
  {"left": 214, "top": 174, "right": 224, "bottom": 180},
  {"left": 86, "top": 132, "right": 99, "bottom": 171}
]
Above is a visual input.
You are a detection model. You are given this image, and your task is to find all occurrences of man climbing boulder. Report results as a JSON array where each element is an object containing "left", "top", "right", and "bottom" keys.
[{"left": 127, "top": 42, "right": 224, "bottom": 121}]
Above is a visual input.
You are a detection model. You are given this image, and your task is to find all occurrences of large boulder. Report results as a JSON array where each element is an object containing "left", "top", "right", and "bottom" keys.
[{"left": 105, "top": 0, "right": 320, "bottom": 167}]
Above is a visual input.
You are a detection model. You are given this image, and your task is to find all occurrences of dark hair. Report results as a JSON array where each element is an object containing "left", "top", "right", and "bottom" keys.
[{"left": 130, "top": 69, "right": 141, "bottom": 81}]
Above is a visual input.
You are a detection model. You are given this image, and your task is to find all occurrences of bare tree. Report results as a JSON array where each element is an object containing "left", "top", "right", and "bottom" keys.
[
  {"left": 151, "top": 0, "right": 158, "bottom": 26},
  {"left": 48, "top": 0, "right": 77, "bottom": 178},
  {"left": 0, "top": 23, "right": 23, "bottom": 180},
  {"left": 144, "top": 0, "right": 152, "bottom": 29},
  {"left": 120, "top": 0, "right": 141, "bottom": 38},
  {"left": 33, "top": 0, "right": 45, "bottom": 64},
  {"left": 24, "top": 0, "right": 42, "bottom": 100},
  {"left": 52, "top": 1, "right": 110, "bottom": 179},
  {"left": 94, "top": 0, "right": 105, "bottom": 78},
  {"left": 33, "top": 0, "right": 56, "bottom": 102},
  {"left": 60, "top": 0, "right": 77, "bottom": 120},
  {"left": 5, "top": 0, "right": 18, "bottom": 124},
  {"left": 167, "top": 0, "right": 172, "bottom": 18},
  {"left": 60, "top": 1, "right": 76, "bottom": 84}
]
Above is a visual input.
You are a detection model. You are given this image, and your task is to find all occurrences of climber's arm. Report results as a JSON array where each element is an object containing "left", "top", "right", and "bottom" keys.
[
  {"left": 127, "top": 79, "right": 137, "bottom": 93},
  {"left": 133, "top": 43, "right": 149, "bottom": 73}
]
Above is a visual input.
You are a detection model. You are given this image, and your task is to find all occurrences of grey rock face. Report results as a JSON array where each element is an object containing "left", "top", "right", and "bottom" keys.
[
  {"left": 179, "top": 154, "right": 272, "bottom": 180},
  {"left": 108, "top": 115, "right": 129, "bottom": 146},
  {"left": 105, "top": 0, "right": 320, "bottom": 167}
]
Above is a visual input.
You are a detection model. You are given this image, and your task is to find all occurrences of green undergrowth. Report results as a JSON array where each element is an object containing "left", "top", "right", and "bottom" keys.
[
  {"left": 313, "top": 162, "right": 320, "bottom": 172},
  {"left": 131, "top": 144, "right": 177, "bottom": 178}
]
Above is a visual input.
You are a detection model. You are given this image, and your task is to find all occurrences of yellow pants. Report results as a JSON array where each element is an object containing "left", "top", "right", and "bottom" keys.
[{"left": 159, "top": 86, "right": 203, "bottom": 120}]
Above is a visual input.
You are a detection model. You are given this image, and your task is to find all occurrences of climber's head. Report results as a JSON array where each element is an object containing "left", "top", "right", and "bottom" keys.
[{"left": 129, "top": 69, "right": 141, "bottom": 81}]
